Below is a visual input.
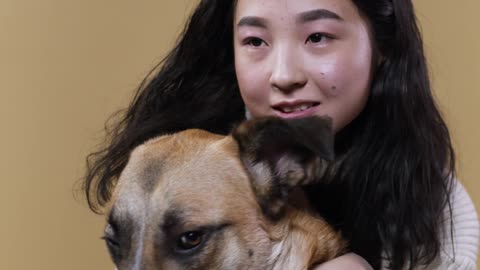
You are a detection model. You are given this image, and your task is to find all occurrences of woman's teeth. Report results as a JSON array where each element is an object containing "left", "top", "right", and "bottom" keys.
[{"left": 280, "top": 103, "right": 315, "bottom": 113}]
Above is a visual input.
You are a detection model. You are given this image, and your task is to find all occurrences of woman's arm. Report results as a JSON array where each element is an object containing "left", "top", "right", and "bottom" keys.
[{"left": 313, "top": 253, "right": 373, "bottom": 270}]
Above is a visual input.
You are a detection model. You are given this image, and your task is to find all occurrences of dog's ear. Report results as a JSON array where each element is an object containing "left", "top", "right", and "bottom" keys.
[{"left": 232, "top": 116, "right": 334, "bottom": 220}]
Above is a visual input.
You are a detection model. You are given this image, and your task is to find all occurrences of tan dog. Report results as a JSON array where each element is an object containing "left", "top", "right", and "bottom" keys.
[{"left": 104, "top": 116, "right": 347, "bottom": 270}]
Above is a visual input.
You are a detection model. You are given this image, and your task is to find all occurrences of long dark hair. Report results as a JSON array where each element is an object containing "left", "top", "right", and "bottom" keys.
[{"left": 83, "top": 0, "right": 454, "bottom": 269}]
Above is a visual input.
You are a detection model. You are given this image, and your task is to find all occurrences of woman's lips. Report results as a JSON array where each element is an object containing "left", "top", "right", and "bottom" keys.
[{"left": 272, "top": 101, "right": 321, "bottom": 119}]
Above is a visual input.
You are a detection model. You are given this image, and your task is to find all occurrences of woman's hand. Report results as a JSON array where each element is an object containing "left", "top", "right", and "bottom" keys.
[{"left": 313, "top": 253, "right": 373, "bottom": 270}]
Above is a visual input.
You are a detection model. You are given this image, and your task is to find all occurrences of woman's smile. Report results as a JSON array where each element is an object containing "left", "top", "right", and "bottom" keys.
[{"left": 271, "top": 100, "right": 321, "bottom": 118}]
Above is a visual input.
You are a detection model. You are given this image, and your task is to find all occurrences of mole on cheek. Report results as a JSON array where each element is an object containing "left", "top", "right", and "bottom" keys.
[{"left": 331, "top": 86, "right": 337, "bottom": 91}]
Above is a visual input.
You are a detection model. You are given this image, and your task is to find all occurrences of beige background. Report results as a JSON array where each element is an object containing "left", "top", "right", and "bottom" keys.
[{"left": 0, "top": 0, "right": 478, "bottom": 269}]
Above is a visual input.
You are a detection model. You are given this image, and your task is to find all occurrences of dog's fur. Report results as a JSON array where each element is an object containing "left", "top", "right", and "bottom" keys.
[{"left": 104, "top": 116, "right": 347, "bottom": 270}]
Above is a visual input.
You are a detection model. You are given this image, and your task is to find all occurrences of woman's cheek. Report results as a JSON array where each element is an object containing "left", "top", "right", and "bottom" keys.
[
  {"left": 323, "top": 65, "right": 352, "bottom": 98},
  {"left": 235, "top": 61, "right": 270, "bottom": 116},
  {"left": 307, "top": 54, "right": 371, "bottom": 131},
  {"left": 306, "top": 56, "right": 345, "bottom": 98}
]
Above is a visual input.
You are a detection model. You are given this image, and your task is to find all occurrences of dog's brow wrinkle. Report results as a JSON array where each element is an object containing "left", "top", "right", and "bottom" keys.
[
  {"left": 107, "top": 207, "right": 126, "bottom": 234},
  {"left": 107, "top": 210, "right": 118, "bottom": 230},
  {"left": 139, "top": 159, "right": 164, "bottom": 193},
  {"left": 161, "top": 209, "right": 184, "bottom": 234}
]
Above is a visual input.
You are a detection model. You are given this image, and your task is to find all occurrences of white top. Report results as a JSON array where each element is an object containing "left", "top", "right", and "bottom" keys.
[{"left": 382, "top": 179, "right": 479, "bottom": 269}]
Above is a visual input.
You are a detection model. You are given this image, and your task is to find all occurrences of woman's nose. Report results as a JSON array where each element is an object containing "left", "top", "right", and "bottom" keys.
[{"left": 269, "top": 47, "right": 307, "bottom": 93}]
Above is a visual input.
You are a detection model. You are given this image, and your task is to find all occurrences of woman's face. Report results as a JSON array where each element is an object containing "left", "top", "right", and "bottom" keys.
[{"left": 234, "top": 0, "right": 376, "bottom": 132}]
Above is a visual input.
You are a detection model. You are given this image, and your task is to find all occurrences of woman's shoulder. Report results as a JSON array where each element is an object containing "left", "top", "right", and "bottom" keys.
[
  {"left": 380, "top": 178, "right": 479, "bottom": 270},
  {"left": 427, "top": 178, "right": 479, "bottom": 269}
]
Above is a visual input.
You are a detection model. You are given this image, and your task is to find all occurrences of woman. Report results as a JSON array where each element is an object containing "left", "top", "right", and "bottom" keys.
[{"left": 84, "top": 0, "right": 479, "bottom": 269}]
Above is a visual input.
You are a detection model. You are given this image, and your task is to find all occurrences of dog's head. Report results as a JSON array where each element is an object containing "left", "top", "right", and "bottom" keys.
[{"left": 104, "top": 116, "right": 335, "bottom": 270}]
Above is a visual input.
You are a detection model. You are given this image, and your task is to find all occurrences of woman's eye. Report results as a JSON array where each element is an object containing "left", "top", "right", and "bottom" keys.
[
  {"left": 306, "top": 33, "right": 330, "bottom": 44},
  {"left": 245, "top": 37, "right": 265, "bottom": 47},
  {"left": 177, "top": 231, "right": 205, "bottom": 250}
]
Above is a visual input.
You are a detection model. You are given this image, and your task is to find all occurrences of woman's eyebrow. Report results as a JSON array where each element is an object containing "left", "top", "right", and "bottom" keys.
[
  {"left": 237, "top": 16, "right": 268, "bottom": 29},
  {"left": 236, "top": 9, "right": 342, "bottom": 29},
  {"left": 296, "top": 9, "right": 343, "bottom": 24}
]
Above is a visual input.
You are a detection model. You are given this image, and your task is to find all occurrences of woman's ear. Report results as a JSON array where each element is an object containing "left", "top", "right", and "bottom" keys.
[{"left": 232, "top": 116, "right": 334, "bottom": 220}]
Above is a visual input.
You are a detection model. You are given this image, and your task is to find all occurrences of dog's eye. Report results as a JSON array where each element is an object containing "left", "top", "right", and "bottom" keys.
[
  {"left": 102, "top": 235, "right": 120, "bottom": 250},
  {"left": 177, "top": 231, "right": 204, "bottom": 250},
  {"left": 103, "top": 223, "right": 121, "bottom": 261}
]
